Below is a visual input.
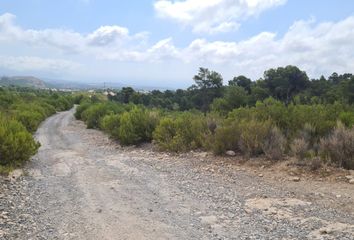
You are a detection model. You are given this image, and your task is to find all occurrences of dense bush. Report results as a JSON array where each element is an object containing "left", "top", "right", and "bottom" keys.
[
  {"left": 78, "top": 91, "right": 354, "bottom": 170},
  {"left": 226, "top": 98, "right": 346, "bottom": 141},
  {"left": 0, "top": 87, "right": 74, "bottom": 170},
  {"left": 339, "top": 111, "right": 354, "bottom": 127},
  {"left": 14, "top": 110, "right": 44, "bottom": 133},
  {"left": 238, "top": 120, "right": 272, "bottom": 157},
  {"left": 209, "top": 118, "right": 275, "bottom": 157},
  {"left": 0, "top": 115, "right": 40, "bottom": 166},
  {"left": 81, "top": 102, "right": 126, "bottom": 129},
  {"left": 210, "top": 121, "right": 242, "bottom": 155},
  {"left": 119, "top": 107, "right": 159, "bottom": 145},
  {"left": 100, "top": 114, "right": 121, "bottom": 139},
  {"left": 153, "top": 112, "right": 209, "bottom": 152},
  {"left": 45, "top": 95, "right": 73, "bottom": 112},
  {"left": 75, "top": 102, "right": 91, "bottom": 120}
]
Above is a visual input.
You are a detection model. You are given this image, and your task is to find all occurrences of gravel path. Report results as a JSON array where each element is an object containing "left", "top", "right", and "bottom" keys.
[{"left": 1, "top": 108, "right": 354, "bottom": 239}]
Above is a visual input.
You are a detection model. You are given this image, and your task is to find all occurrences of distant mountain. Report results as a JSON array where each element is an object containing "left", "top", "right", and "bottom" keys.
[{"left": 0, "top": 76, "right": 47, "bottom": 89}]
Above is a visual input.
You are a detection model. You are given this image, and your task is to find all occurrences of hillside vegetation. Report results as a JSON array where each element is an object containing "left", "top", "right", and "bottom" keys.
[
  {"left": 0, "top": 86, "right": 76, "bottom": 173},
  {"left": 77, "top": 66, "right": 354, "bottom": 170}
]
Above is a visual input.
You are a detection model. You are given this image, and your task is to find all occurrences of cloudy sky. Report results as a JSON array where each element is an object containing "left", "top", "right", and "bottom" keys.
[{"left": 0, "top": 0, "right": 354, "bottom": 88}]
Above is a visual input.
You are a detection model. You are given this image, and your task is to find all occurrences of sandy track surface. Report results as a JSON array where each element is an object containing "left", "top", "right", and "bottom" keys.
[{"left": 1, "top": 108, "right": 354, "bottom": 239}]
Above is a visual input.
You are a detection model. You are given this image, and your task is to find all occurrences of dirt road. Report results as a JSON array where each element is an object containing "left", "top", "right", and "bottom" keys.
[{"left": 1, "top": 108, "right": 354, "bottom": 239}]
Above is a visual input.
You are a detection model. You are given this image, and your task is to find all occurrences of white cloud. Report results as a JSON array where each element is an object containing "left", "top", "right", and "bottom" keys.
[
  {"left": 87, "top": 26, "right": 129, "bottom": 46},
  {"left": 180, "top": 16, "right": 354, "bottom": 78},
  {"left": 0, "top": 13, "right": 147, "bottom": 55},
  {"left": 1, "top": 12, "right": 354, "bottom": 82},
  {"left": 154, "top": 0, "right": 286, "bottom": 34},
  {"left": 0, "top": 13, "right": 22, "bottom": 41},
  {"left": 0, "top": 55, "right": 82, "bottom": 72},
  {"left": 147, "top": 38, "right": 180, "bottom": 61},
  {"left": 0, "top": 13, "right": 182, "bottom": 63}
]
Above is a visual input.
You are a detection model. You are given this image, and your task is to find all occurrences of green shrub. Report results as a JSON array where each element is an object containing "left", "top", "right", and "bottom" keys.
[
  {"left": 210, "top": 118, "right": 280, "bottom": 158},
  {"left": 72, "top": 94, "right": 89, "bottom": 104},
  {"left": 227, "top": 99, "right": 345, "bottom": 141},
  {"left": 37, "top": 102, "right": 56, "bottom": 116},
  {"left": 119, "top": 107, "right": 159, "bottom": 145},
  {"left": 153, "top": 112, "right": 209, "bottom": 152},
  {"left": 45, "top": 95, "right": 73, "bottom": 112},
  {"left": 100, "top": 114, "right": 121, "bottom": 139},
  {"left": 9, "top": 102, "right": 56, "bottom": 132},
  {"left": 0, "top": 116, "right": 40, "bottom": 166},
  {"left": 339, "top": 111, "right": 354, "bottom": 128},
  {"left": 0, "top": 89, "right": 74, "bottom": 169},
  {"left": 209, "top": 121, "right": 242, "bottom": 155},
  {"left": 54, "top": 96, "right": 72, "bottom": 111},
  {"left": 210, "top": 98, "right": 230, "bottom": 116},
  {"left": 152, "top": 117, "right": 176, "bottom": 150},
  {"left": 14, "top": 110, "right": 44, "bottom": 133},
  {"left": 289, "top": 104, "right": 339, "bottom": 140},
  {"left": 75, "top": 102, "right": 91, "bottom": 120},
  {"left": 81, "top": 102, "right": 125, "bottom": 129},
  {"left": 238, "top": 119, "right": 272, "bottom": 157}
]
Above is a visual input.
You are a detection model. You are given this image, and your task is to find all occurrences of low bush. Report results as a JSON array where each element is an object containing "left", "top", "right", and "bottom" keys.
[
  {"left": 77, "top": 96, "right": 354, "bottom": 171},
  {"left": 227, "top": 98, "right": 344, "bottom": 140},
  {"left": 0, "top": 116, "right": 40, "bottom": 166},
  {"left": 308, "top": 157, "right": 324, "bottom": 171},
  {"left": 319, "top": 122, "right": 354, "bottom": 169},
  {"left": 153, "top": 112, "right": 209, "bottom": 152},
  {"left": 37, "top": 102, "right": 56, "bottom": 116},
  {"left": 339, "top": 111, "right": 354, "bottom": 128},
  {"left": 238, "top": 120, "right": 272, "bottom": 157},
  {"left": 0, "top": 88, "right": 74, "bottom": 171},
  {"left": 262, "top": 126, "right": 286, "bottom": 160},
  {"left": 119, "top": 107, "right": 159, "bottom": 145},
  {"left": 11, "top": 102, "right": 58, "bottom": 132},
  {"left": 100, "top": 114, "right": 121, "bottom": 139},
  {"left": 210, "top": 118, "right": 275, "bottom": 157},
  {"left": 56, "top": 96, "right": 72, "bottom": 111},
  {"left": 75, "top": 102, "right": 91, "bottom": 120},
  {"left": 296, "top": 123, "right": 317, "bottom": 147},
  {"left": 209, "top": 121, "right": 241, "bottom": 155},
  {"left": 81, "top": 102, "right": 126, "bottom": 129},
  {"left": 14, "top": 110, "right": 44, "bottom": 133},
  {"left": 290, "top": 138, "right": 309, "bottom": 161}
]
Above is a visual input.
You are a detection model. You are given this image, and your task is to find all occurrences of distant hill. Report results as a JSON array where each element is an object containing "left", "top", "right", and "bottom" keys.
[{"left": 0, "top": 76, "right": 47, "bottom": 89}]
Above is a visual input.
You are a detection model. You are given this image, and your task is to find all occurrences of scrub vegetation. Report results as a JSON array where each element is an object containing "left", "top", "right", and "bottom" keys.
[
  {"left": 0, "top": 86, "right": 76, "bottom": 173},
  {"left": 76, "top": 66, "right": 354, "bottom": 170}
]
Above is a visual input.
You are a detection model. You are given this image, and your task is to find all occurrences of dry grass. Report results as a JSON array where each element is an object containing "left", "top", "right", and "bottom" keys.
[
  {"left": 262, "top": 126, "right": 286, "bottom": 160},
  {"left": 320, "top": 123, "right": 354, "bottom": 169},
  {"left": 290, "top": 137, "right": 309, "bottom": 161}
]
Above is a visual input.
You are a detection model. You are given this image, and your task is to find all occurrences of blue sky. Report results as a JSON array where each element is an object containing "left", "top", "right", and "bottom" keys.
[{"left": 0, "top": 0, "right": 354, "bottom": 88}]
